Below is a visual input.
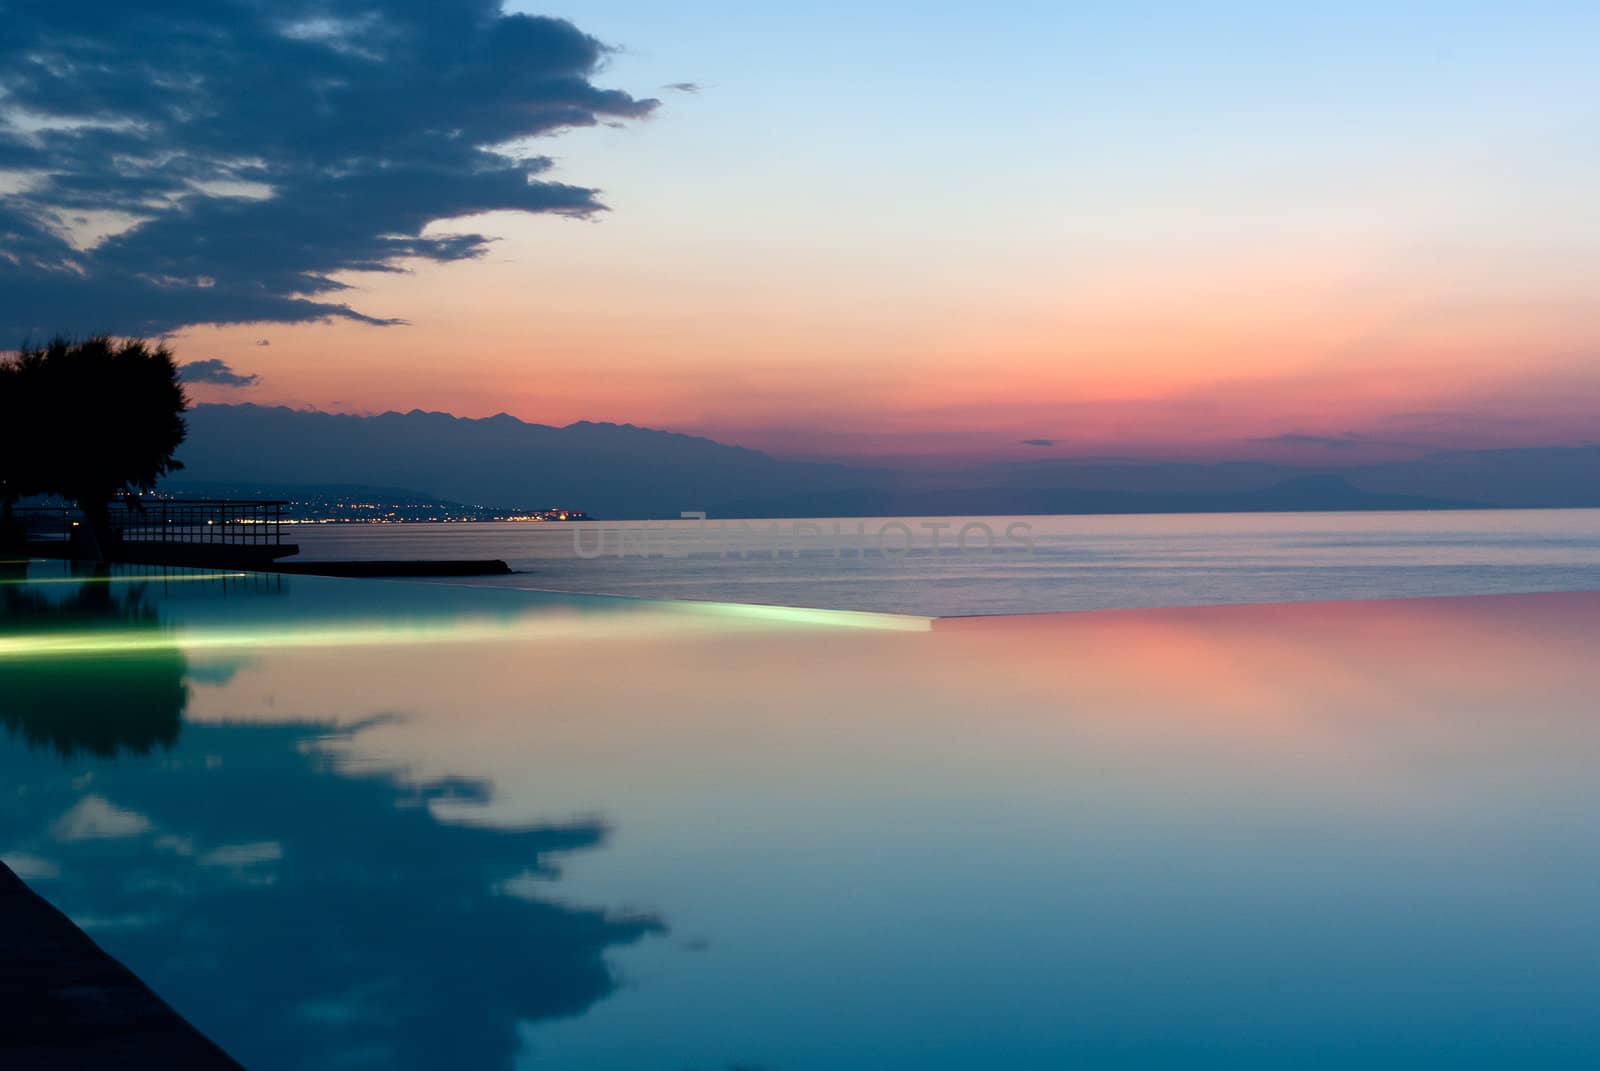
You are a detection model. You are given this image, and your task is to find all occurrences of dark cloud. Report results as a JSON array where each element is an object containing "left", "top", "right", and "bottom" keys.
[
  {"left": 1019, "top": 438, "right": 1057, "bottom": 447},
  {"left": 0, "top": 1, "right": 658, "bottom": 338},
  {"left": 180, "top": 358, "right": 260, "bottom": 388},
  {"left": 1250, "top": 432, "right": 1431, "bottom": 452},
  {"left": 1252, "top": 433, "right": 1365, "bottom": 450},
  {"left": 662, "top": 82, "right": 703, "bottom": 93}
]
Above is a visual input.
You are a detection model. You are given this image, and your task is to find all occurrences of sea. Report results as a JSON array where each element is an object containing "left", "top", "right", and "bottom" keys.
[{"left": 284, "top": 507, "right": 1600, "bottom": 617}]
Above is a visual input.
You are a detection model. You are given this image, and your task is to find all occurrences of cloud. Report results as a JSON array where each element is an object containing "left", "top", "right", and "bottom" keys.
[
  {"left": 200, "top": 841, "right": 285, "bottom": 868},
  {"left": 52, "top": 794, "right": 153, "bottom": 841},
  {"left": 1251, "top": 433, "right": 1365, "bottom": 450},
  {"left": 255, "top": 339, "right": 271, "bottom": 347},
  {"left": 0, "top": 2, "right": 659, "bottom": 338},
  {"left": 0, "top": 852, "right": 60, "bottom": 880},
  {"left": 1249, "top": 431, "right": 1429, "bottom": 452},
  {"left": 1018, "top": 438, "right": 1057, "bottom": 447},
  {"left": 662, "top": 82, "right": 703, "bottom": 93},
  {"left": 181, "top": 358, "right": 260, "bottom": 388}
]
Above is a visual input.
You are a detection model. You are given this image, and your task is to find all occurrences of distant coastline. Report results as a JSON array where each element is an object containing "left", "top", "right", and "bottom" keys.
[
  {"left": 280, "top": 515, "right": 586, "bottom": 525},
  {"left": 143, "top": 483, "right": 587, "bottom": 525},
  {"left": 168, "top": 404, "right": 1600, "bottom": 521}
]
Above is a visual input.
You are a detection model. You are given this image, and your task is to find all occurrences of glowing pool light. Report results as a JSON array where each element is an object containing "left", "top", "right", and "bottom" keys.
[{"left": 0, "top": 572, "right": 251, "bottom": 586}]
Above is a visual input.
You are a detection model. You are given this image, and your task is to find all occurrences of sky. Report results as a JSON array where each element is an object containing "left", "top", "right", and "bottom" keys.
[{"left": 4, "top": 1, "right": 1599, "bottom": 463}]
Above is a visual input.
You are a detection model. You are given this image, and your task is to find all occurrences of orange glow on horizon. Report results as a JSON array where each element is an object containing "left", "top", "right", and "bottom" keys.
[{"left": 172, "top": 212, "right": 1600, "bottom": 461}]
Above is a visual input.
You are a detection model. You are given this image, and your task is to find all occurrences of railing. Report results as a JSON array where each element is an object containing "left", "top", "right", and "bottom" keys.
[
  {"left": 111, "top": 499, "right": 288, "bottom": 547},
  {"left": 8, "top": 506, "right": 72, "bottom": 543},
  {"left": 7, "top": 499, "right": 288, "bottom": 547}
]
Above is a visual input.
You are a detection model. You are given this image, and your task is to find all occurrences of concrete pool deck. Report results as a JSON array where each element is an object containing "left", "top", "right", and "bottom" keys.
[{"left": 1, "top": 860, "right": 245, "bottom": 1069}]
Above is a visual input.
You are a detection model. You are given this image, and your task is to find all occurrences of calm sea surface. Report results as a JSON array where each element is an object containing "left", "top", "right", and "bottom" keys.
[{"left": 287, "top": 508, "right": 1600, "bottom": 615}]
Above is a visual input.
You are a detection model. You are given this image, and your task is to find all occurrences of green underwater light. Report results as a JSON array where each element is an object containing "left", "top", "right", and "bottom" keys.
[
  {"left": 677, "top": 600, "right": 931, "bottom": 632},
  {"left": 0, "top": 601, "right": 928, "bottom": 661},
  {"left": 0, "top": 620, "right": 517, "bottom": 659},
  {"left": 0, "top": 572, "right": 250, "bottom": 586}
]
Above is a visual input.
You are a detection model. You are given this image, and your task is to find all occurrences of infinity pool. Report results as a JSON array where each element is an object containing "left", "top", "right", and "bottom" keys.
[{"left": 4, "top": 560, "right": 1599, "bottom": 1069}]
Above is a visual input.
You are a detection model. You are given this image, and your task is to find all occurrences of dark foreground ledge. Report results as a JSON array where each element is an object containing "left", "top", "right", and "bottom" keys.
[
  {"left": 269, "top": 559, "right": 512, "bottom": 578},
  {"left": 0, "top": 862, "right": 246, "bottom": 1070}
]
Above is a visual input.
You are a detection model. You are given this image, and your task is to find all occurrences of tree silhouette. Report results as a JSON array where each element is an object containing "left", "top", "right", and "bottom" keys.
[
  {"left": 7, "top": 337, "right": 189, "bottom": 559},
  {"left": 0, "top": 358, "right": 24, "bottom": 547}
]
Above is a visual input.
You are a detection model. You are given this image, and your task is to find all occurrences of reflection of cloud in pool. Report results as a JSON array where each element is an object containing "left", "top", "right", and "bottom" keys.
[
  {"left": 0, "top": 851, "right": 60, "bottom": 880},
  {"left": 51, "top": 795, "right": 153, "bottom": 841},
  {"left": 199, "top": 841, "right": 283, "bottom": 868},
  {"left": 185, "top": 656, "right": 253, "bottom": 687},
  {"left": 0, "top": 718, "right": 664, "bottom": 1070}
]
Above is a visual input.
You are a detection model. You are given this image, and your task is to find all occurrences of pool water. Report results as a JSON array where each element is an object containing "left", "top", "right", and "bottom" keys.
[{"left": 4, "top": 560, "right": 1600, "bottom": 1069}]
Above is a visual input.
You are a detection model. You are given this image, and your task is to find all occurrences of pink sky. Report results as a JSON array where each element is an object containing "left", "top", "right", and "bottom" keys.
[
  {"left": 175, "top": 224, "right": 1600, "bottom": 463},
  {"left": 169, "top": 4, "right": 1600, "bottom": 464}
]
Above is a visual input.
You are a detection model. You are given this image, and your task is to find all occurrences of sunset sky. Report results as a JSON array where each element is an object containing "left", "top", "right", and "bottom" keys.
[{"left": 7, "top": 2, "right": 1599, "bottom": 463}]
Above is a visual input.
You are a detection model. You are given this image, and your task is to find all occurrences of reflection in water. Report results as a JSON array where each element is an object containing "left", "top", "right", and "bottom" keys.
[
  {"left": 0, "top": 563, "right": 186, "bottom": 757},
  {"left": 17, "top": 562, "right": 1600, "bottom": 1067},
  {"left": 0, "top": 717, "right": 663, "bottom": 1071},
  {"left": 0, "top": 562, "right": 665, "bottom": 1070}
]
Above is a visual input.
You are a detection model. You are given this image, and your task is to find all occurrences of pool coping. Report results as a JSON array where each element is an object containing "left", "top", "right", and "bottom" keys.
[{"left": 0, "top": 860, "right": 246, "bottom": 1070}]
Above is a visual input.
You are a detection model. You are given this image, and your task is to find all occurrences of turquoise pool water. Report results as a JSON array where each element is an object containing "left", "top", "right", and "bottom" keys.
[{"left": 4, "top": 560, "right": 1600, "bottom": 1068}]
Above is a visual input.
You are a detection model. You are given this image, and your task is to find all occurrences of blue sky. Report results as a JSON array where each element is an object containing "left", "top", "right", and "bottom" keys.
[{"left": 7, "top": 1, "right": 1599, "bottom": 459}]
